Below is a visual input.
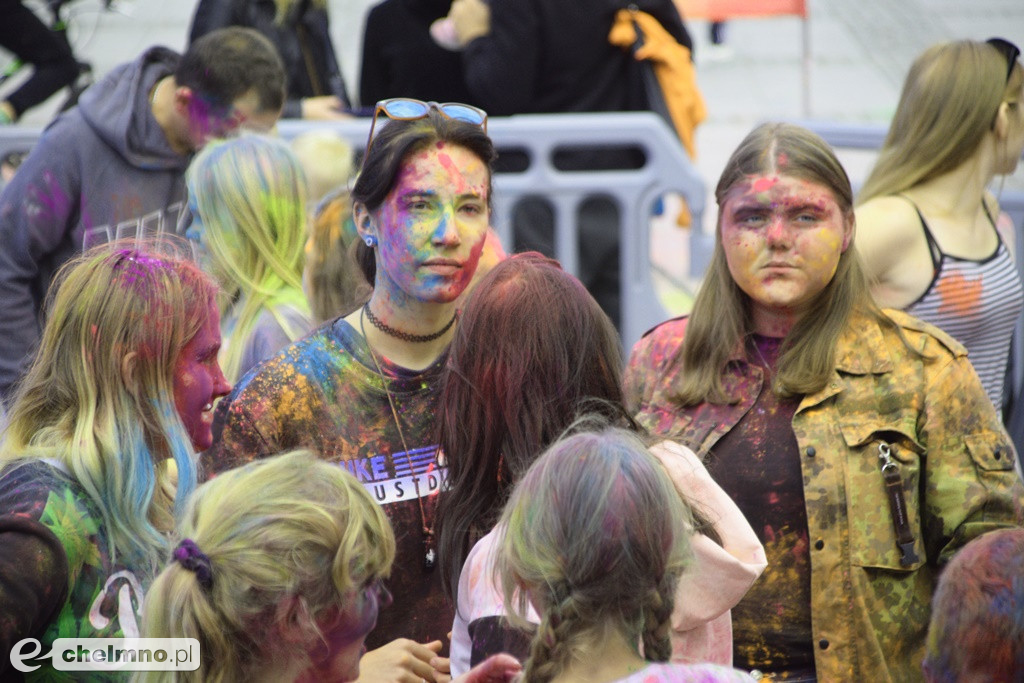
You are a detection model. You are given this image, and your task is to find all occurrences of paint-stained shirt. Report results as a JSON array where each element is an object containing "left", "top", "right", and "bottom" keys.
[
  {"left": 0, "top": 460, "right": 147, "bottom": 682},
  {"left": 206, "top": 318, "right": 452, "bottom": 649},
  {"left": 707, "top": 335, "right": 814, "bottom": 678},
  {"left": 624, "top": 308, "right": 1024, "bottom": 683}
]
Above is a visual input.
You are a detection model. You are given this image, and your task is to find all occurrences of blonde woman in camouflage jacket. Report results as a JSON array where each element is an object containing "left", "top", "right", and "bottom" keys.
[{"left": 624, "top": 122, "right": 1024, "bottom": 682}]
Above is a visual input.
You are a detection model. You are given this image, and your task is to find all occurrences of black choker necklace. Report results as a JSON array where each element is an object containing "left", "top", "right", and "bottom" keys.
[{"left": 363, "top": 303, "right": 457, "bottom": 343}]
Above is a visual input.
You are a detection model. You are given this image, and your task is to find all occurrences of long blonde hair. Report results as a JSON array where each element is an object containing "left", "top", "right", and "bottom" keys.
[
  {"left": 858, "top": 40, "right": 1024, "bottom": 203},
  {"left": 186, "top": 133, "right": 310, "bottom": 382},
  {"left": 496, "top": 426, "right": 693, "bottom": 683},
  {"left": 139, "top": 450, "right": 395, "bottom": 683},
  {"left": 674, "top": 123, "right": 882, "bottom": 404},
  {"left": 0, "top": 242, "right": 216, "bottom": 569}
]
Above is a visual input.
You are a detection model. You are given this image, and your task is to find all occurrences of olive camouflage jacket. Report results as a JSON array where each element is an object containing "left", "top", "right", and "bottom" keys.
[{"left": 624, "top": 308, "right": 1024, "bottom": 682}]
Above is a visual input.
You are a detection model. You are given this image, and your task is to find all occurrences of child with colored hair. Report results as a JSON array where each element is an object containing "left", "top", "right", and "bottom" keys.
[
  {"left": 922, "top": 527, "right": 1024, "bottom": 682},
  {"left": 495, "top": 425, "right": 756, "bottom": 683},
  {"left": 186, "top": 133, "right": 313, "bottom": 383},
  {"left": 0, "top": 241, "right": 231, "bottom": 679},
  {"left": 438, "top": 253, "right": 765, "bottom": 675},
  {"left": 139, "top": 449, "right": 521, "bottom": 683},
  {"left": 138, "top": 449, "right": 396, "bottom": 682}
]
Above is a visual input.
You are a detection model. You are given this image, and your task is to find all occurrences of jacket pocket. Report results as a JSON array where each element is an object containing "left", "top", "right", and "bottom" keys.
[
  {"left": 963, "top": 433, "right": 1015, "bottom": 471},
  {"left": 840, "top": 422, "right": 927, "bottom": 571}
]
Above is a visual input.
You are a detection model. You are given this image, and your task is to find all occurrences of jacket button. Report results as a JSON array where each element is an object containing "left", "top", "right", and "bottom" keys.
[
  {"left": 806, "top": 446, "right": 816, "bottom": 457},
  {"left": 819, "top": 639, "right": 830, "bottom": 650},
  {"left": 815, "top": 540, "right": 824, "bottom": 550}
]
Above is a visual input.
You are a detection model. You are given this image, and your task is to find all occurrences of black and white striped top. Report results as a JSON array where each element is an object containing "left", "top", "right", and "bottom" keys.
[{"left": 905, "top": 202, "right": 1023, "bottom": 410}]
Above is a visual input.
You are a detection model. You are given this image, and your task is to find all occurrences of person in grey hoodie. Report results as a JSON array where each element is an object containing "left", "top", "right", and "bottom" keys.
[{"left": 0, "top": 27, "right": 286, "bottom": 403}]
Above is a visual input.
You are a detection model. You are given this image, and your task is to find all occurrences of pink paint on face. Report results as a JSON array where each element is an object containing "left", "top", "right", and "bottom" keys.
[
  {"left": 186, "top": 88, "right": 279, "bottom": 151},
  {"left": 720, "top": 174, "right": 852, "bottom": 336},
  {"left": 172, "top": 301, "right": 231, "bottom": 451},
  {"left": 372, "top": 143, "right": 490, "bottom": 305},
  {"left": 301, "top": 580, "right": 391, "bottom": 682}
]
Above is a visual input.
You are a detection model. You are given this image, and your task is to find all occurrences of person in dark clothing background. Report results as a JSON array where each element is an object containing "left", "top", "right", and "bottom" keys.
[
  {"left": 449, "top": 0, "right": 692, "bottom": 328},
  {"left": 189, "top": 0, "right": 351, "bottom": 119},
  {"left": 359, "top": 0, "right": 475, "bottom": 108},
  {"left": 0, "top": 0, "right": 80, "bottom": 124}
]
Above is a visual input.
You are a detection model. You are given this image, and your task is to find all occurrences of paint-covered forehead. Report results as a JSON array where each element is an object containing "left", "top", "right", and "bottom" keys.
[
  {"left": 394, "top": 143, "right": 488, "bottom": 195},
  {"left": 725, "top": 173, "right": 839, "bottom": 208}
]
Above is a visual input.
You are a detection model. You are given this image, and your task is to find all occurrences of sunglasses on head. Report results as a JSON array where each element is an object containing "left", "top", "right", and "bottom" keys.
[
  {"left": 363, "top": 98, "right": 488, "bottom": 161},
  {"left": 986, "top": 37, "right": 1021, "bottom": 84}
]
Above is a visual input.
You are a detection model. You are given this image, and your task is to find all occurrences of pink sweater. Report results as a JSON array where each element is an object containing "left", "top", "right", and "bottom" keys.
[{"left": 449, "top": 440, "right": 767, "bottom": 675}]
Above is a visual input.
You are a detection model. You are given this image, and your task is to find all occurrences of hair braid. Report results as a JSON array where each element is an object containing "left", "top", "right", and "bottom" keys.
[
  {"left": 639, "top": 579, "right": 676, "bottom": 662},
  {"left": 522, "top": 590, "right": 582, "bottom": 683}
]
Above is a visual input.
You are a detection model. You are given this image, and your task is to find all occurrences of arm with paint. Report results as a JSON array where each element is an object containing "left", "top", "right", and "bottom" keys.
[
  {"left": 0, "top": 519, "right": 69, "bottom": 675},
  {"left": 917, "top": 344, "right": 1024, "bottom": 564},
  {"left": 650, "top": 440, "right": 766, "bottom": 663},
  {"left": 0, "top": 120, "right": 83, "bottom": 402}
]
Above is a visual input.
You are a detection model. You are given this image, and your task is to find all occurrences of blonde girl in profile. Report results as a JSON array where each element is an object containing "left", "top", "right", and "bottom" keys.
[
  {"left": 138, "top": 450, "right": 395, "bottom": 682},
  {"left": 495, "top": 426, "right": 756, "bottom": 683},
  {"left": 139, "top": 450, "right": 521, "bottom": 683},
  {"left": 185, "top": 133, "right": 313, "bottom": 383},
  {"left": 855, "top": 38, "right": 1024, "bottom": 411},
  {"left": 0, "top": 242, "right": 231, "bottom": 680}
]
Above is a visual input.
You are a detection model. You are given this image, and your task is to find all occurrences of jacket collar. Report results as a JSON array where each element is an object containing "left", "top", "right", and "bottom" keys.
[
  {"left": 833, "top": 308, "right": 894, "bottom": 376},
  {"left": 726, "top": 307, "right": 893, "bottom": 375}
]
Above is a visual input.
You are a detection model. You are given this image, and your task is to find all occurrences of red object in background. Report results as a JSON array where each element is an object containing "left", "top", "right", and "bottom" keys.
[{"left": 675, "top": 0, "right": 807, "bottom": 21}]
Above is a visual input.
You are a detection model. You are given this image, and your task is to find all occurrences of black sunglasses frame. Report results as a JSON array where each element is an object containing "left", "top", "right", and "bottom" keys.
[{"left": 987, "top": 37, "right": 1021, "bottom": 84}]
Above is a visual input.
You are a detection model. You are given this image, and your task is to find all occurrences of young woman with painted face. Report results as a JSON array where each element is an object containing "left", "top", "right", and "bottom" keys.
[
  {"left": 186, "top": 133, "right": 313, "bottom": 384},
  {"left": 206, "top": 101, "right": 496, "bottom": 681},
  {"left": 436, "top": 253, "right": 766, "bottom": 675},
  {"left": 0, "top": 243, "right": 231, "bottom": 680},
  {"left": 624, "top": 123, "right": 1024, "bottom": 681},
  {"left": 856, "top": 38, "right": 1024, "bottom": 413}
]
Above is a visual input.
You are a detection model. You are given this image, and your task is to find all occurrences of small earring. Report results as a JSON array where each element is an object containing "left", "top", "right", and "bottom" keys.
[{"left": 364, "top": 235, "right": 377, "bottom": 248}]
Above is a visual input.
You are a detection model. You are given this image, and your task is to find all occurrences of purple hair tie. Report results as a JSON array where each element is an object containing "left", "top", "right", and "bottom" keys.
[{"left": 173, "top": 538, "right": 213, "bottom": 589}]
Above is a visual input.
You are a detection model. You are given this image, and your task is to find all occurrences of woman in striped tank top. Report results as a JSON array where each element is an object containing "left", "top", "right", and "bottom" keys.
[{"left": 856, "top": 38, "right": 1024, "bottom": 412}]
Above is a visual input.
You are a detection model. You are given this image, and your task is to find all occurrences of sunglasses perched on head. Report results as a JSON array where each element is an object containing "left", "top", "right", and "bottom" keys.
[
  {"left": 987, "top": 37, "right": 1021, "bottom": 84},
  {"left": 363, "top": 98, "right": 488, "bottom": 160}
]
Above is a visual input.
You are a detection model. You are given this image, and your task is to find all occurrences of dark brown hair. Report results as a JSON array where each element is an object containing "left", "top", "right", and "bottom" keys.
[
  {"left": 177, "top": 27, "right": 286, "bottom": 113},
  {"left": 434, "top": 253, "right": 626, "bottom": 603}
]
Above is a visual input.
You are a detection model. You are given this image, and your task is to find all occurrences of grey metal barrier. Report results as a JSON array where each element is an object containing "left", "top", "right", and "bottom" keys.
[
  {"left": 0, "top": 112, "right": 705, "bottom": 352},
  {"left": 279, "top": 113, "right": 706, "bottom": 351},
  {"left": 796, "top": 119, "right": 1024, "bottom": 402}
]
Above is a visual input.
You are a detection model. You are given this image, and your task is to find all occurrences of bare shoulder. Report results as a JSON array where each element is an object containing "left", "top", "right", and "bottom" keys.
[
  {"left": 854, "top": 196, "right": 925, "bottom": 274},
  {"left": 855, "top": 196, "right": 922, "bottom": 249}
]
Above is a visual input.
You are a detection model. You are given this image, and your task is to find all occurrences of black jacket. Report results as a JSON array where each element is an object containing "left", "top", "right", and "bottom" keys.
[
  {"left": 462, "top": 0, "right": 692, "bottom": 116},
  {"left": 189, "top": 0, "right": 350, "bottom": 117}
]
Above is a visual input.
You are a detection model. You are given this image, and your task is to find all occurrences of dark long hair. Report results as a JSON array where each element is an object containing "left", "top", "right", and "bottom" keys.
[
  {"left": 434, "top": 253, "right": 626, "bottom": 603},
  {"left": 350, "top": 109, "right": 497, "bottom": 283}
]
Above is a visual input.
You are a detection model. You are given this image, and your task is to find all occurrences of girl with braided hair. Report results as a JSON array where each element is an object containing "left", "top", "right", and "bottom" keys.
[
  {"left": 495, "top": 426, "right": 756, "bottom": 683},
  {"left": 440, "top": 254, "right": 766, "bottom": 677}
]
